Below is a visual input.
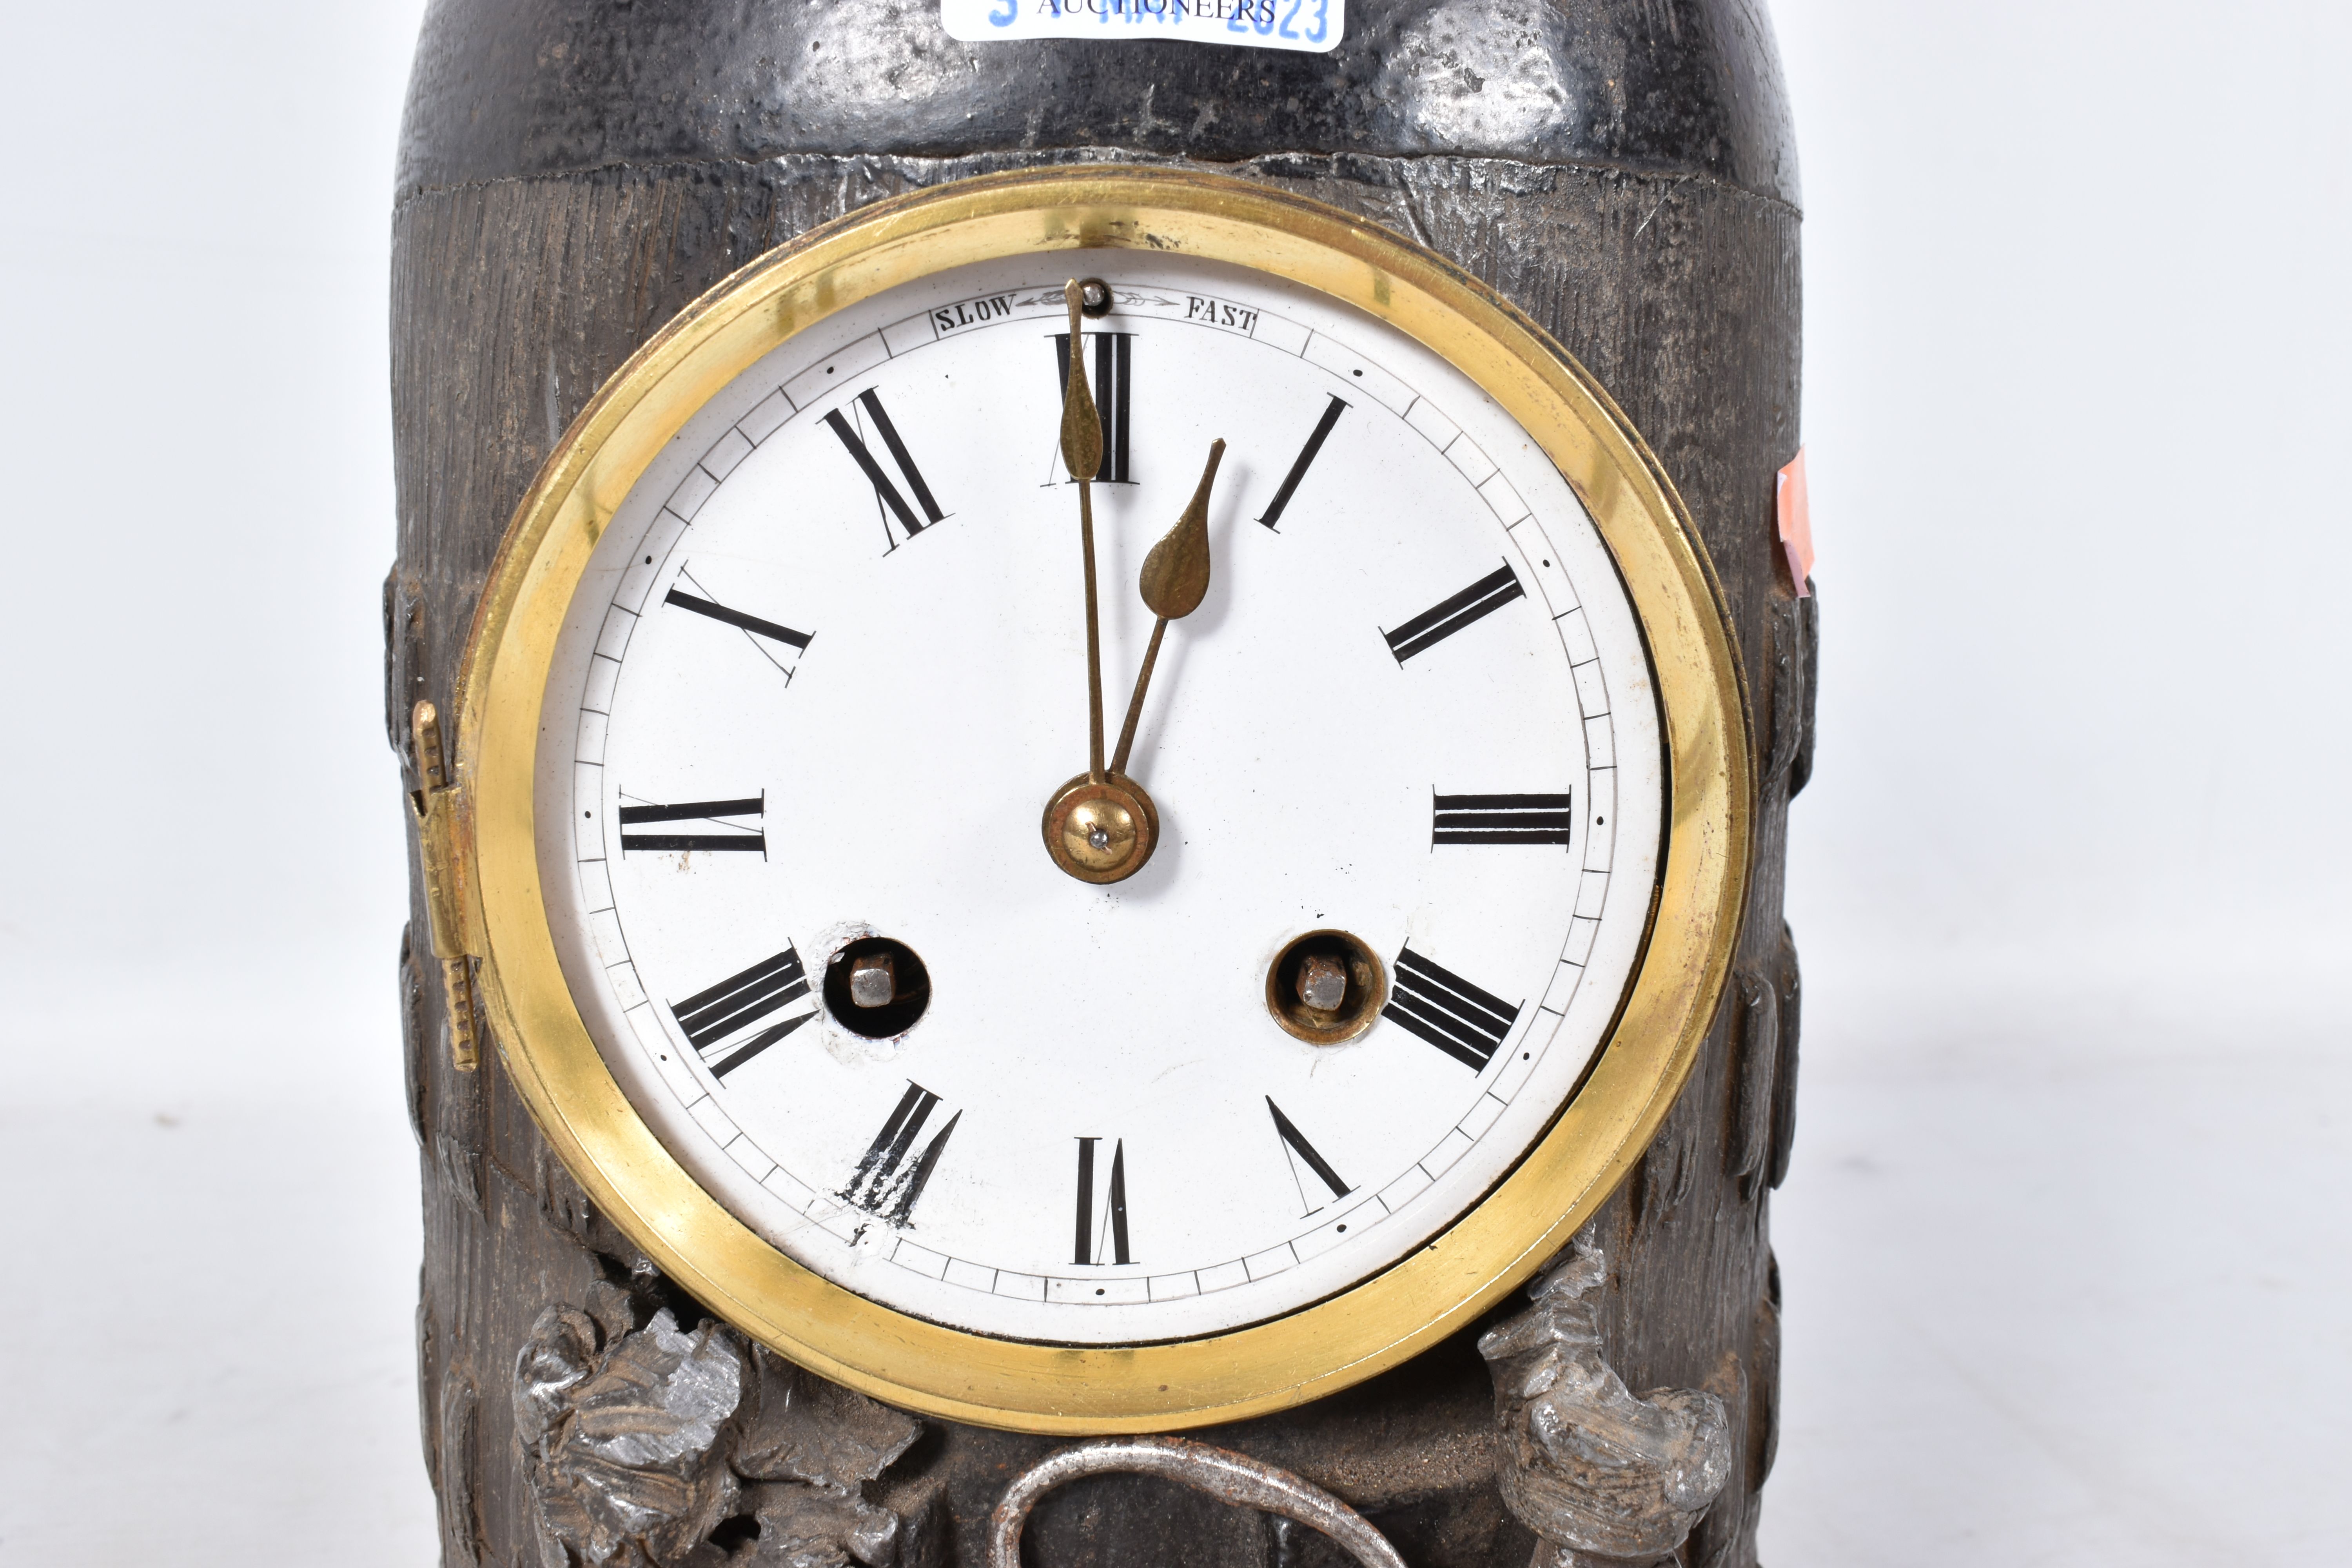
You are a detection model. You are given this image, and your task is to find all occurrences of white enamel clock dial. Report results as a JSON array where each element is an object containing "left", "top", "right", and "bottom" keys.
[{"left": 539, "top": 250, "right": 1664, "bottom": 1345}]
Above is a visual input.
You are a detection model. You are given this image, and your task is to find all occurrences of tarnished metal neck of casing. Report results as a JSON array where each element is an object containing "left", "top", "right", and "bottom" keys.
[{"left": 396, "top": 0, "right": 1798, "bottom": 209}]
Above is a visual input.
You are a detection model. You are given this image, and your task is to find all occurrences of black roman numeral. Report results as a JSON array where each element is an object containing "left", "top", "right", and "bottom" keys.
[
  {"left": 1256, "top": 394, "right": 1348, "bottom": 529},
  {"left": 1381, "top": 563, "right": 1526, "bottom": 664},
  {"left": 664, "top": 573, "right": 813, "bottom": 682},
  {"left": 1266, "top": 1098, "right": 1351, "bottom": 1212},
  {"left": 1382, "top": 947, "right": 1521, "bottom": 1071},
  {"left": 840, "top": 1082, "right": 960, "bottom": 1225},
  {"left": 619, "top": 795, "right": 765, "bottom": 855},
  {"left": 670, "top": 946, "right": 815, "bottom": 1079},
  {"left": 1072, "top": 1137, "right": 1133, "bottom": 1265},
  {"left": 1050, "top": 331, "right": 1134, "bottom": 484},
  {"left": 1432, "top": 791, "right": 1574, "bottom": 848},
  {"left": 824, "top": 389, "right": 945, "bottom": 547}
]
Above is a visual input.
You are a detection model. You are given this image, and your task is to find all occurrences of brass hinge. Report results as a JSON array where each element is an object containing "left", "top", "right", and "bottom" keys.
[{"left": 410, "top": 700, "right": 481, "bottom": 1071}]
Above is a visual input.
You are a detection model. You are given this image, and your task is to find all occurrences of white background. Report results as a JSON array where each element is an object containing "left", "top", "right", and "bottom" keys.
[{"left": 0, "top": 3, "right": 2343, "bottom": 1562}]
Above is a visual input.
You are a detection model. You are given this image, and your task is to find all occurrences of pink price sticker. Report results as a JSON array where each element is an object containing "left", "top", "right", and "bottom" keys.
[
  {"left": 1776, "top": 447, "right": 1814, "bottom": 597},
  {"left": 940, "top": 0, "right": 1345, "bottom": 53}
]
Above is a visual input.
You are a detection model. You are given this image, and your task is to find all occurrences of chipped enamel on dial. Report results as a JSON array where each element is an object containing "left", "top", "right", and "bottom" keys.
[{"left": 537, "top": 252, "right": 1664, "bottom": 1345}]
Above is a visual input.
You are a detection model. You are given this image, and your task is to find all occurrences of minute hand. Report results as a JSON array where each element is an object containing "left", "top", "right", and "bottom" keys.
[
  {"left": 1111, "top": 438, "right": 1224, "bottom": 777},
  {"left": 1061, "top": 279, "right": 1110, "bottom": 782}
]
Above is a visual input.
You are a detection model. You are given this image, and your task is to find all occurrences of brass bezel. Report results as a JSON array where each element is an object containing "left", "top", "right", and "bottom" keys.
[{"left": 454, "top": 167, "right": 1751, "bottom": 1435}]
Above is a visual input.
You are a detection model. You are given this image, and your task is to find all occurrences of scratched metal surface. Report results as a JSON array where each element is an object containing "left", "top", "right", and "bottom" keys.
[
  {"left": 391, "top": 7, "right": 1804, "bottom": 1566},
  {"left": 395, "top": 0, "right": 1798, "bottom": 206}
]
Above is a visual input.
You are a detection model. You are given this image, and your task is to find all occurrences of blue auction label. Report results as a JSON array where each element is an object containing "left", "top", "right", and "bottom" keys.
[{"left": 940, "top": 0, "right": 1344, "bottom": 53}]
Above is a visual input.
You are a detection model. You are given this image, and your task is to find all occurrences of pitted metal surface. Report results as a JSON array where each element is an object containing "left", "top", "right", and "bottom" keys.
[
  {"left": 987, "top": 1438, "right": 1408, "bottom": 1568},
  {"left": 512, "top": 1283, "right": 927, "bottom": 1567},
  {"left": 1479, "top": 1237, "right": 1734, "bottom": 1564},
  {"left": 396, "top": 0, "right": 1798, "bottom": 205}
]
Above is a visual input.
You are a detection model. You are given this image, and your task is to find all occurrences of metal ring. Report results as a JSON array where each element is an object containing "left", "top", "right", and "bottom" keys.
[{"left": 987, "top": 1437, "right": 1406, "bottom": 1568}]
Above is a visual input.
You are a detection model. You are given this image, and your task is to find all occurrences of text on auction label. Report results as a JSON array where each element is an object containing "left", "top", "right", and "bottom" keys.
[{"left": 941, "top": 0, "right": 1344, "bottom": 53}]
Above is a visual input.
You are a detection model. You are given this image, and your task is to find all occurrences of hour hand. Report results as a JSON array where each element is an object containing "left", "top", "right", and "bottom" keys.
[{"left": 1111, "top": 439, "right": 1224, "bottom": 776}]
